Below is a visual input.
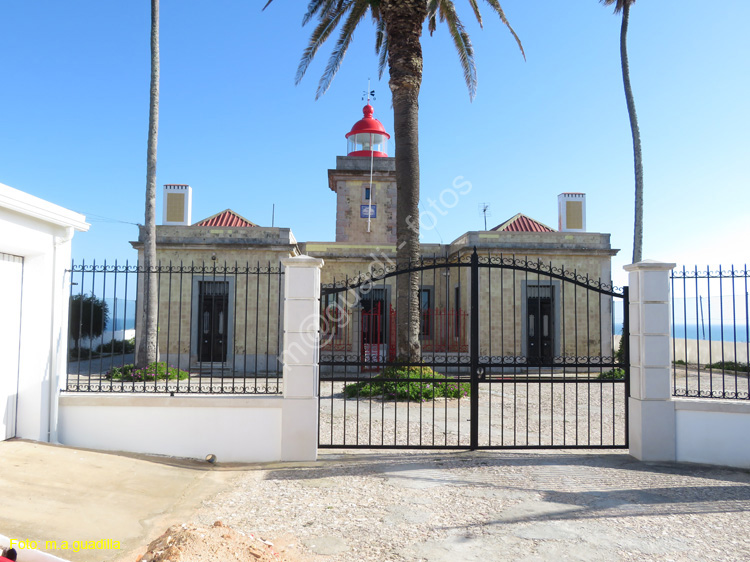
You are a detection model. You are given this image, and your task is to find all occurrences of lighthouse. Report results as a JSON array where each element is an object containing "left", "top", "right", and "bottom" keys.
[
  {"left": 345, "top": 103, "right": 390, "bottom": 157},
  {"left": 328, "top": 103, "right": 397, "bottom": 245}
]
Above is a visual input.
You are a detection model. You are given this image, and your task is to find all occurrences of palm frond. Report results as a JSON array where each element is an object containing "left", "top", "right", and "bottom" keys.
[
  {"left": 369, "top": 0, "right": 381, "bottom": 20},
  {"left": 467, "top": 0, "right": 483, "bottom": 28},
  {"left": 600, "top": 0, "right": 632, "bottom": 14},
  {"left": 376, "top": 21, "right": 389, "bottom": 79},
  {"left": 427, "top": 0, "right": 440, "bottom": 35},
  {"left": 316, "top": 0, "right": 371, "bottom": 99},
  {"left": 440, "top": 2, "right": 477, "bottom": 99},
  {"left": 374, "top": 15, "right": 385, "bottom": 53},
  {"left": 301, "top": 0, "right": 331, "bottom": 25},
  {"left": 482, "top": 0, "right": 525, "bottom": 60},
  {"left": 296, "top": 2, "right": 353, "bottom": 85},
  {"left": 303, "top": 0, "right": 346, "bottom": 26}
]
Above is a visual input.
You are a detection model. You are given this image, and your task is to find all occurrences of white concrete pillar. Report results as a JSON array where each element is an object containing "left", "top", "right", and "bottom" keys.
[
  {"left": 624, "top": 260, "right": 677, "bottom": 462},
  {"left": 280, "top": 255, "right": 324, "bottom": 461}
]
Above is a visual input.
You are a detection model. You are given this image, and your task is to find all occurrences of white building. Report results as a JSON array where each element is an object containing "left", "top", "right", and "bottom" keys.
[{"left": 0, "top": 183, "right": 89, "bottom": 442}]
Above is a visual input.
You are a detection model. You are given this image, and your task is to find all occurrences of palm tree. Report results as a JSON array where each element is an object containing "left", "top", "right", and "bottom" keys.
[
  {"left": 601, "top": 0, "right": 643, "bottom": 263},
  {"left": 137, "top": 0, "right": 160, "bottom": 367},
  {"left": 265, "top": 0, "right": 523, "bottom": 359}
]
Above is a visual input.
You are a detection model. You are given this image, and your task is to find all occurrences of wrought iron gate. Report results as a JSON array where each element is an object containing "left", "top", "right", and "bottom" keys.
[{"left": 319, "top": 249, "right": 629, "bottom": 449}]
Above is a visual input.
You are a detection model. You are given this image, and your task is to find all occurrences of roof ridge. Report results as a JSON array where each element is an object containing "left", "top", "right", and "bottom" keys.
[
  {"left": 194, "top": 209, "right": 258, "bottom": 227},
  {"left": 491, "top": 213, "right": 555, "bottom": 233}
]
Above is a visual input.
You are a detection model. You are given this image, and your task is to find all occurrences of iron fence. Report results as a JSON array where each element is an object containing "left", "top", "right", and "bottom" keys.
[
  {"left": 671, "top": 265, "right": 749, "bottom": 400},
  {"left": 66, "top": 260, "right": 284, "bottom": 394}
]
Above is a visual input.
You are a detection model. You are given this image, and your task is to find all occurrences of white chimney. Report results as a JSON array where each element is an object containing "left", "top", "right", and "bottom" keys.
[
  {"left": 558, "top": 192, "right": 586, "bottom": 232},
  {"left": 162, "top": 184, "right": 192, "bottom": 225}
]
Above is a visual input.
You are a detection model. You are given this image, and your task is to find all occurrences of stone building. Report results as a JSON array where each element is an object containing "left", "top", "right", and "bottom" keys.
[{"left": 133, "top": 104, "right": 618, "bottom": 371}]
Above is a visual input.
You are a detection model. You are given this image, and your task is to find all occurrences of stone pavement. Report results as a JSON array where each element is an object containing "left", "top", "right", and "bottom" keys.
[{"left": 197, "top": 449, "right": 750, "bottom": 561}]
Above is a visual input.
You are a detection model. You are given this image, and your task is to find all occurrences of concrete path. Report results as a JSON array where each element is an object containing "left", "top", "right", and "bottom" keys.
[
  {"left": 0, "top": 440, "right": 234, "bottom": 562},
  {"left": 3, "top": 440, "right": 750, "bottom": 561}
]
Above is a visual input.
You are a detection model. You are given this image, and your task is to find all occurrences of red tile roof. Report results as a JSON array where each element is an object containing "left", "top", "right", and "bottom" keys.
[
  {"left": 491, "top": 213, "right": 556, "bottom": 233},
  {"left": 194, "top": 209, "right": 258, "bottom": 228}
]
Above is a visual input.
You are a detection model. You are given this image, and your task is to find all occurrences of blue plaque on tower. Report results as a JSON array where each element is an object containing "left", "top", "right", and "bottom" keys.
[{"left": 360, "top": 205, "right": 377, "bottom": 218}]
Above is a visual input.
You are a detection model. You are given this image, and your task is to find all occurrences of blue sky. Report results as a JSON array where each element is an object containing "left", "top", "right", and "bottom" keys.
[{"left": 1, "top": 1, "right": 748, "bottom": 287}]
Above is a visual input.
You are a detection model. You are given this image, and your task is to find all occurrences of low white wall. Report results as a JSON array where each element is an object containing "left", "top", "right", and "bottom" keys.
[
  {"left": 675, "top": 399, "right": 750, "bottom": 469},
  {"left": 613, "top": 335, "right": 748, "bottom": 365},
  {"left": 58, "top": 395, "right": 287, "bottom": 463},
  {"left": 56, "top": 255, "right": 323, "bottom": 464},
  {"left": 71, "top": 329, "right": 136, "bottom": 351},
  {"left": 671, "top": 337, "right": 748, "bottom": 364}
]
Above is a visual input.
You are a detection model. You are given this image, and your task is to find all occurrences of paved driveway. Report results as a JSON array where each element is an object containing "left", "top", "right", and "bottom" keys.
[
  {"left": 0, "top": 440, "right": 234, "bottom": 562},
  {"left": 195, "top": 449, "right": 750, "bottom": 561},
  {"left": 4, "top": 440, "right": 750, "bottom": 561}
]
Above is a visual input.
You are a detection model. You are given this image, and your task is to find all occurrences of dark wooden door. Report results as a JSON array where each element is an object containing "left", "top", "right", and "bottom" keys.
[
  {"left": 527, "top": 294, "right": 553, "bottom": 365},
  {"left": 199, "top": 281, "right": 229, "bottom": 362}
]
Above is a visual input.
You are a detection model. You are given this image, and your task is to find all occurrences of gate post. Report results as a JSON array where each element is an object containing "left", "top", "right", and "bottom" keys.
[
  {"left": 281, "top": 255, "right": 324, "bottom": 461},
  {"left": 624, "top": 260, "right": 677, "bottom": 462},
  {"left": 470, "top": 248, "right": 479, "bottom": 449}
]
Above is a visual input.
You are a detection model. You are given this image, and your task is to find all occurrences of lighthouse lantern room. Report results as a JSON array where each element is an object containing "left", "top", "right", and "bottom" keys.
[{"left": 346, "top": 104, "right": 390, "bottom": 157}]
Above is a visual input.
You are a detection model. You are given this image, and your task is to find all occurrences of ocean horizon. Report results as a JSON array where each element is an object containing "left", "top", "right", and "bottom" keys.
[{"left": 614, "top": 322, "right": 748, "bottom": 343}]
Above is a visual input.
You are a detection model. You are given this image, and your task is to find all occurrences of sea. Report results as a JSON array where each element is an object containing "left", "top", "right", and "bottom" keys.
[{"left": 614, "top": 323, "right": 749, "bottom": 343}]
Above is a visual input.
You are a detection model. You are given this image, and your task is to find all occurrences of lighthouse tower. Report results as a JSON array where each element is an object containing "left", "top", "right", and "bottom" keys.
[{"left": 328, "top": 103, "right": 397, "bottom": 245}]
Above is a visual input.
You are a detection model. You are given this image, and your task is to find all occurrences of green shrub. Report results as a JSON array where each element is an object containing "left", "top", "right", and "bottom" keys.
[
  {"left": 96, "top": 338, "right": 136, "bottom": 354},
  {"left": 615, "top": 334, "right": 625, "bottom": 364},
  {"left": 106, "top": 361, "right": 189, "bottom": 382},
  {"left": 705, "top": 361, "right": 749, "bottom": 373},
  {"left": 673, "top": 359, "right": 687, "bottom": 366},
  {"left": 597, "top": 368, "right": 626, "bottom": 380},
  {"left": 343, "top": 366, "right": 470, "bottom": 401},
  {"left": 69, "top": 294, "right": 109, "bottom": 351}
]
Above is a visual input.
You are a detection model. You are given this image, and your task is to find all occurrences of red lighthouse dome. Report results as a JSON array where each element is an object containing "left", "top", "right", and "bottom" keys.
[{"left": 345, "top": 104, "right": 390, "bottom": 157}]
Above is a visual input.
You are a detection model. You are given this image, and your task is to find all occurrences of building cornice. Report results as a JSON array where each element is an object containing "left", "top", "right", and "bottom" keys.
[{"left": 0, "top": 182, "right": 90, "bottom": 231}]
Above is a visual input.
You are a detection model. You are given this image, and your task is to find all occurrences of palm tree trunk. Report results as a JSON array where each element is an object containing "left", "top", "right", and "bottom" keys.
[
  {"left": 137, "top": 0, "right": 160, "bottom": 367},
  {"left": 382, "top": 1, "right": 427, "bottom": 362},
  {"left": 619, "top": 3, "right": 643, "bottom": 263}
]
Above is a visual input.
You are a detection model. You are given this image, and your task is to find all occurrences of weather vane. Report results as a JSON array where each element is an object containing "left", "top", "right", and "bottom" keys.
[{"left": 362, "top": 78, "right": 375, "bottom": 103}]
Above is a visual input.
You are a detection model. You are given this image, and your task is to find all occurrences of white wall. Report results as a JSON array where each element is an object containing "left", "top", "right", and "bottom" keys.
[
  {"left": 0, "top": 253, "right": 23, "bottom": 439},
  {"left": 626, "top": 261, "right": 750, "bottom": 470},
  {"left": 672, "top": 337, "right": 748, "bottom": 364},
  {"left": 675, "top": 400, "right": 750, "bottom": 469},
  {"left": 56, "top": 255, "right": 323, "bottom": 463},
  {"left": 58, "top": 395, "right": 284, "bottom": 463},
  {"left": 0, "top": 183, "right": 88, "bottom": 443},
  {"left": 72, "top": 329, "right": 136, "bottom": 351},
  {"left": 614, "top": 335, "right": 748, "bottom": 365}
]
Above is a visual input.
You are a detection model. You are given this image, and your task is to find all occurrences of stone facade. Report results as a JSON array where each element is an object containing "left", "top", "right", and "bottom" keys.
[
  {"left": 132, "top": 224, "right": 298, "bottom": 370},
  {"left": 304, "top": 230, "right": 617, "bottom": 361},
  {"left": 329, "top": 155, "right": 396, "bottom": 245},
  {"left": 131, "top": 110, "right": 619, "bottom": 374},
  {"left": 133, "top": 205, "right": 617, "bottom": 370}
]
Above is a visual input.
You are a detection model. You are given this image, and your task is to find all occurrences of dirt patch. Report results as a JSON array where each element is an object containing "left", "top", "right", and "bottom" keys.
[{"left": 136, "top": 521, "right": 303, "bottom": 562}]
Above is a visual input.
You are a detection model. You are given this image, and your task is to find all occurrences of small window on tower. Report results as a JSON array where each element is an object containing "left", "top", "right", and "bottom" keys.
[{"left": 364, "top": 187, "right": 371, "bottom": 201}]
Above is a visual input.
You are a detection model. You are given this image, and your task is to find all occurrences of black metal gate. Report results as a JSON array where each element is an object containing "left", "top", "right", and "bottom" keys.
[{"left": 319, "top": 249, "right": 629, "bottom": 449}]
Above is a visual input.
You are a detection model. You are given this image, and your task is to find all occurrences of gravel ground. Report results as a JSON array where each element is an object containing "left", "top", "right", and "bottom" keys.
[
  {"left": 319, "top": 380, "right": 626, "bottom": 448},
  {"left": 196, "top": 450, "right": 750, "bottom": 561},
  {"left": 672, "top": 364, "right": 750, "bottom": 399},
  {"left": 195, "top": 392, "right": 750, "bottom": 562}
]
